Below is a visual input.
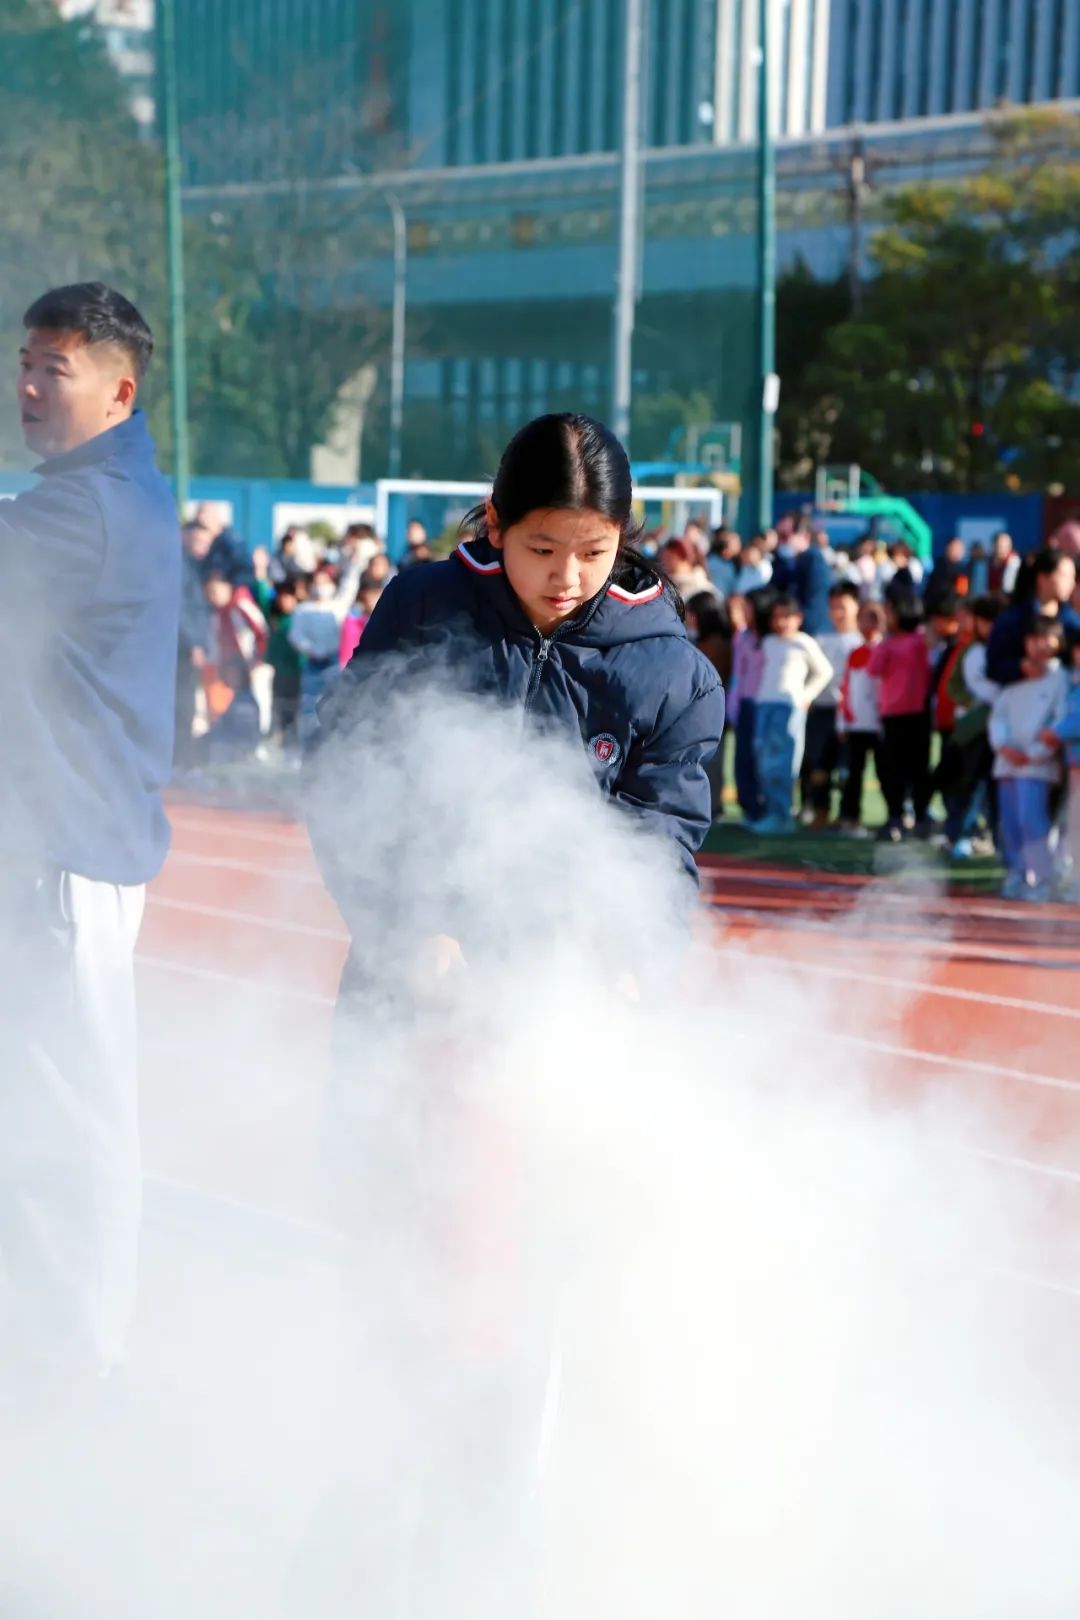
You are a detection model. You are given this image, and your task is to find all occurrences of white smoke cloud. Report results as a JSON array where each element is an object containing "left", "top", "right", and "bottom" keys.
[{"left": 1, "top": 676, "right": 1077, "bottom": 1617}]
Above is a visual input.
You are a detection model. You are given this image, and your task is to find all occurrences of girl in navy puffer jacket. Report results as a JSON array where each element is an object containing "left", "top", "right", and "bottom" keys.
[{"left": 314, "top": 415, "right": 725, "bottom": 963}]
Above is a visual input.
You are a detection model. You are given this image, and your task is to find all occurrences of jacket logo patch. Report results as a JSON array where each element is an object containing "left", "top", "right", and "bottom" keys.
[{"left": 590, "top": 732, "right": 620, "bottom": 767}]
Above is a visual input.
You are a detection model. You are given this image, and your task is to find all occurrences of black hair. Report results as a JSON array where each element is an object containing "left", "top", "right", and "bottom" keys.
[
  {"left": 930, "top": 590, "right": 960, "bottom": 620},
  {"left": 889, "top": 593, "right": 925, "bottom": 633},
  {"left": 970, "top": 593, "right": 1002, "bottom": 623},
  {"left": 1066, "top": 626, "right": 1080, "bottom": 662},
  {"left": 1025, "top": 613, "right": 1064, "bottom": 647},
  {"left": 461, "top": 412, "right": 682, "bottom": 616},
  {"left": 23, "top": 281, "right": 153, "bottom": 380},
  {"left": 1013, "top": 546, "right": 1067, "bottom": 603},
  {"left": 685, "top": 591, "right": 731, "bottom": 641},
  {"left": 746, "top": 587, "right": 777, "bottom": 639},
  {"left": 770, "top": 593, "right": 801, "bottom": 617},
  {"left": 829, "top": 580, "right": 860, "bottom": 604}
]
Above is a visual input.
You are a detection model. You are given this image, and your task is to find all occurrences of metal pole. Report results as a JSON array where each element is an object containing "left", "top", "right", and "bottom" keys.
[
  {"left": 158, "top": 0, "right": 190, "bottom": 509},
  {"left": 847, "top": 132, "right": 866, "bottom": 315},
  {"left": 754, "top": 0, "right": 777, "bottom": 534},
  {"left": 612, "top": 0, "right": 645, "bottom": 447},
  {"left": 385, "top": 190, "right": 407, "bottom": 479}
]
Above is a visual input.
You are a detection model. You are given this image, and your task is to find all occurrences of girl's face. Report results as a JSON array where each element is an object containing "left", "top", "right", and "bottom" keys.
[
  {"left": 728, "top": 594, "right": 749, "bottom": 633},
  {"left": 487, "top": 503, "right": 621, "bottom": 634},
  {"left": 884, "top": 602, "right": 899, "bottom": 635},
  {"left": 858, "top": 605, "right": 883, "bottom": 642}
]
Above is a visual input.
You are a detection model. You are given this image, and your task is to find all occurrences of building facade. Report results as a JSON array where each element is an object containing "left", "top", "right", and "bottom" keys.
[{"left": 826, "top": 0, "right": 1080, "bottom": 127}]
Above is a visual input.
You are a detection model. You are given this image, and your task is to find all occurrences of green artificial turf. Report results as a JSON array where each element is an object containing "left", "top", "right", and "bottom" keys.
[{"left": 703, "top": 766, "right": 1005, "bottom": 893}]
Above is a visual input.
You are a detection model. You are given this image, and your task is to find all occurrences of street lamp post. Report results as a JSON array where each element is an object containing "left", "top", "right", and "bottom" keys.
[
  {"left": 385, "top": 189, "right": 407, "bottom": 480},
  {"left": 612, "top": 0, "right": 646, "bottom": 447},
  {"left": 157, "top": 0, "right": 190, "bottom": 510},
  {"left": 755, "top": 0, "right": 777, "bottom": 534}
]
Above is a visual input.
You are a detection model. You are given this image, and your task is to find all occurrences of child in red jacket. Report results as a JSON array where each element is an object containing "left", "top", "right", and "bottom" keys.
[{"left": 868, "top": 594, "right": 933, "bottom": 841}]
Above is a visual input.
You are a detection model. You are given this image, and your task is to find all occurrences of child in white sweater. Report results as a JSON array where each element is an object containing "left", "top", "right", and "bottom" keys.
[
  {"left": 750, "top": 595, "right": 834, "bottom": 834},
  {"left": 989, "top": 616, "right": 1068, "bottom": 900}
]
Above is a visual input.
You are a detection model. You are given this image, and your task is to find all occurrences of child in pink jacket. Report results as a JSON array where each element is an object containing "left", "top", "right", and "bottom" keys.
[{"left": 868, "top": 594, "right": 933, "bottom": 841}]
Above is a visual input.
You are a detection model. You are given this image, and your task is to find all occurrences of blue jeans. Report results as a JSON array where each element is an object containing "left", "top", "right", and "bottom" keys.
[
  {"left": 734, "top": 700, "right": 764, "bottom": 820},
  {"left": 997, "top": 777, "right": 1053, "bottom": 883},
  {"left": 754, "top": 700, "right": 807, "bottom": 821},
  {"left": 299, "top": 657, "right": 340, "bottom": 748}
]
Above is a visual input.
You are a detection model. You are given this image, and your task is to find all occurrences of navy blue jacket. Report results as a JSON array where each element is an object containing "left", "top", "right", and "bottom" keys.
[
  {"left": 321, "top": 538, "right": 725, "bottom": 886},
  {"left": 793, "top": 545, "right": 833, "bottom": 636},
  {"left": 987, "top": 599, "right": 1080, "bottom": 687},
  {"left": 0, "top": 412, "right": 180, "bottom": 883}
]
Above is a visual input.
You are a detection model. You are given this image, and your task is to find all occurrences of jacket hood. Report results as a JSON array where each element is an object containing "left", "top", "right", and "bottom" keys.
[{"left": 454, "top": 536, "right": 686, "bottom": 648}]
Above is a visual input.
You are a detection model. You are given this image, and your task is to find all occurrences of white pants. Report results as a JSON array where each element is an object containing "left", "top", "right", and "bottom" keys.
[{"left": 0, "top": 870, "right": 145, "bottom": 1369}]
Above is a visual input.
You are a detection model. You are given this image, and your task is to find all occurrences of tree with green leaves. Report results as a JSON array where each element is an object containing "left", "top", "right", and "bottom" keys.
[{"left": 778, "top": 109, "right": 1080, "bottom": 495}]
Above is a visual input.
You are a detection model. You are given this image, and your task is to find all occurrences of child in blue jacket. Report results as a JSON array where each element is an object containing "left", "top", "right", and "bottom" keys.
[
  {"left": 1041, "top": 628, "right": 1080, "bottom": 902},
  {"left": 314, "top": 413, "right": 725, "bottom": 979}
]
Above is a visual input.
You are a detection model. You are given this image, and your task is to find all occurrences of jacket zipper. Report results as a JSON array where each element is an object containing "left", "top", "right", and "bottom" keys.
[{"left": 523, "top": 635, "right": 551, "bottom": 715}]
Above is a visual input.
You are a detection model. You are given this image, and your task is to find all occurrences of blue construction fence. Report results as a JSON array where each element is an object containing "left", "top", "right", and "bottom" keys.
[{"left": 774, "top": 490, "right": 1062, "bottom": 556}]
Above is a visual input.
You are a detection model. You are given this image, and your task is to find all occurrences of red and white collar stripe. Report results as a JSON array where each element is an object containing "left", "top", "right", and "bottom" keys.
[
  {"left": 607, "top": 580, "right": 664, "bottom": 605},
  {"left": 457, "top": 540, "right": 662, "bottom": 606},
  {"left": 455, "top": 540, "right": 503, "bottom": 574}
]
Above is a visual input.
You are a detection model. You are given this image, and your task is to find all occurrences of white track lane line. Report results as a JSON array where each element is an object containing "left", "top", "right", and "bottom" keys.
[
  {"left": 137, "top": 953, "right": 336, "bottom": 1007},
  {"left": 150, "top": 891, "right": 1077, "bottom": 1024},
  {"left": 146, "top": 893, "right": 347, "bottom": 943},
  {"left": 163, "top": 848, "right": 326, "bottom": 885},
  {"left": 712, "top": 901, "right": 1077, "bottom": 969},
  {"left": 137, "top": 943, "right": 1077, "bottom": 1097},
  {"left": 168, "top": 813, "right": 310, "bottom": 847},
  {"left": 698, "top": 865, "right": 1080, "bottom": 928},
  {"left": 974, "top": 1150, "right": 1080, "bottom": 1186},
  {"left": 712, "top": 943, "right": 1080, "bottom": 1021},
  {"left": 828, "top": 1029, "right": 1080, "bottom": 1095}
]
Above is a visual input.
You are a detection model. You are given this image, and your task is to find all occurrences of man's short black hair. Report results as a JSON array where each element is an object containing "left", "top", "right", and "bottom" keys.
[
  {"left": 829, "top": 580, "right": 860, "bottom": 603},
  {"left": 23, "top": 282, "right": 153, "bottom": 380}
]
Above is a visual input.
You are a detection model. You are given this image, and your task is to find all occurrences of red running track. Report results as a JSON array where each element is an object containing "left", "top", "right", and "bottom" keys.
[{"left": 137, "top": 802, "right": 1080, "bottom": 1300}]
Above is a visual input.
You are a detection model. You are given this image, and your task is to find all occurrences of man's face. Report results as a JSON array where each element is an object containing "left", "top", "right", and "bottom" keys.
[
  {"left": 828, "top": 592, "right": 858, "bottom": 632},
  {"left": 205, "top": 578, "right": 232, "bottom": 609},
  {"left": 946, "top": 538, "right": 965, "bottom": 563},
  {"left": 406, "top": 520, "right": 427, "bottom": 549},
  {"left": 993, "top": 533, "right": 1012, "bottom": 560},
  {"left": 18, "top": 328, "right": 136, "bottom": 457}
]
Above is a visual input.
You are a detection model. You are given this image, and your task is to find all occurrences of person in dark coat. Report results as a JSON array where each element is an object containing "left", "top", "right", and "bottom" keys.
[
  {"left": 314, "top": 413, "right": 725, "bottom": 985},
  {"left": 0, "top": 282, "right": 179, "bottom": 1374},
  {"left": 986, "top": 548, "right": 1079, "bottom": 686}
]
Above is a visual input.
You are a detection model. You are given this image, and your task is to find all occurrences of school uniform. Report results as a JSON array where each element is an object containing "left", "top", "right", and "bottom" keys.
[
  {"left": 314, "top": 537, "right": 725, "bottom": 948},
  {"left": 867, "top": 631, "right": 933, "bottom": 828},
  {"left": 1049, "top": 678, "right": 1080, "bottom": 893},
  {"left": 752, "top": 633, "right": 833, "bottom": 823},
  {"left": 837, "top": 642, "right": 884, "bottom": 825},
  {"left": 0, "top": 412, "right": 179, "bottom": 1369},
  {"left": 989, "top": 666, "right": 1068, "bottom": 891}
]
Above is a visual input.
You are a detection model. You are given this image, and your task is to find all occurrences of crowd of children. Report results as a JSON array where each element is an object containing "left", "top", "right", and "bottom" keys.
[
  {"left": 174, "top": 502, "right": 425, "bottom": 771},
  {"left": 679, "top": 517, "right": 1080, "bottom": 903},
  {"left": 175, "top": 499, "right": 1080, "bottom": 903}
]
